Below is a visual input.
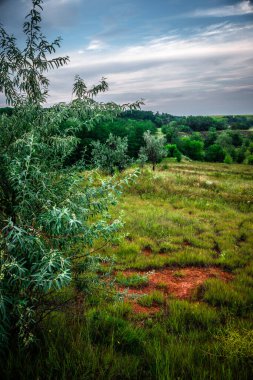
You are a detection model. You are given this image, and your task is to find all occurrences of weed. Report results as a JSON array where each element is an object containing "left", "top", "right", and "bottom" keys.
[
  {"left": 173, "top": 270, "right": 185, "bottom": 278},
  {"left": 138, "top": 291, "right": 165, "bottom": 307},
  {"left": 115, "top": 272, "right": 149, "bottom": 288}
]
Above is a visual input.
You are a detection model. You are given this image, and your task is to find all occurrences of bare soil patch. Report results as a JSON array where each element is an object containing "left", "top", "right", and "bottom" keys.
[
  {"left": 117, "top": 267, "right": 233, "bottom": 314},
  {"left": 141, "top": 247, "right": 153, "bottom": 256}
]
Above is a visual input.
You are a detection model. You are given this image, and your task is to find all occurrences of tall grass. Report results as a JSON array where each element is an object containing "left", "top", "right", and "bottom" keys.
[{"left": 2, "top": 161, "right": 253, "bottom": 379}]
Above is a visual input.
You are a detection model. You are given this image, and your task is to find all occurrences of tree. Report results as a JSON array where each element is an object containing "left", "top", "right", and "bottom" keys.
[
  {"left": 139, "top": 131, "right": 167, "bottom": 170},
  {"left": 165, "top": 144, "right": 182, "bottom": 162},
  {"left": 205, "top": 127, "right": 217, "bottom": 148},
  {"left": 178, "top": 137, "right": 204, "bottom": 161},
  {"left": 216, "top": 131, "right": 233, "bottom": 152},
  {"left": 161, "top": 123, "right": 179, "bottom": 143},
  {"left": 205, "top": 144, "right": 225, "bottom": 162},
  {"left": 0, "top": 0, "right": 69, "bottom": 104},
  {"left": 0, "top": 0, "right": 139, "bottom": 348},
  {"left": 91, "top": 133, "right": 132, "bottom": 174}
]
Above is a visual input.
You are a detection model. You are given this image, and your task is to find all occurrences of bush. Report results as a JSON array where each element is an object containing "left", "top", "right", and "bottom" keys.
[
  {"left": 205, "top": 144, "right": 225, "bottom": 162},
  {"left": 247, "top": 155, "right": 253, "bottom": 165},
  {"left": 0, "top": 0, "right": 140, "bottom": 348},
  {"left": 224, "top": 153, "right": 233, "bottom": 164},
  {"left": 91, "top": 133, "right": 132, "bottom": 174},
  {"left": 178, "top": 137, "right": 204, "bottom": 161},
  {"left": 165, "top": 144, "right": 182, "bottom": 162}
]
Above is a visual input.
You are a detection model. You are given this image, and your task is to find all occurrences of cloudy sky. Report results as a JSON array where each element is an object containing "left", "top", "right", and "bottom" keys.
[{"left": 0, "top": 0, "right": 253, "bottom": 115}]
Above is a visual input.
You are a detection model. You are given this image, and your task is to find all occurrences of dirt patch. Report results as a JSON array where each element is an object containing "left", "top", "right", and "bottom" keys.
[
  {"left": 131, "top": 303, "right": 161, "bottom": 315},
  {"left": 141, "top": 246, "right": 153, "bottom": 256},
  {"left": 182, "top": 239, "right": 192, "bottom": 247},
  {"left": 117, "top": 267, "right": 233, "bottom": 314}
]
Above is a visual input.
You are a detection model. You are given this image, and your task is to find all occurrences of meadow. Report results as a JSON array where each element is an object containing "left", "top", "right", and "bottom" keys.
[{"left": 2, "top": 160, "right": 253, "bottom": 380}]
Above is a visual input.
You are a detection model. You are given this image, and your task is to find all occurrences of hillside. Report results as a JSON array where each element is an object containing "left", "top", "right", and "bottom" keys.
[{"left": 3, "top": 161, "right": 253, "bottom": 379}]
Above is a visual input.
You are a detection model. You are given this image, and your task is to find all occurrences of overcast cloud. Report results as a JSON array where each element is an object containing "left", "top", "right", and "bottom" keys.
[{"left": 0, "top": 0, "right": 253, "bottom": 115}]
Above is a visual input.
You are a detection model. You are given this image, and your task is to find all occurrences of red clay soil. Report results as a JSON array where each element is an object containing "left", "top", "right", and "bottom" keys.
[
  {"left": 131, "top": 303, "right": 161, "bottom": 315},
  {"left": 118, "top": 267, "right": 233, "bottom": 314},
  {"left": 141, "top": 247, "right": 153, "bottom": 256}
]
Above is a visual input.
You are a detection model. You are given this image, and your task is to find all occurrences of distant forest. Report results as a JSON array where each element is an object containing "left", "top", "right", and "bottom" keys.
[{"left": 1, "top": 107, "right": 253, "bottom": 165}]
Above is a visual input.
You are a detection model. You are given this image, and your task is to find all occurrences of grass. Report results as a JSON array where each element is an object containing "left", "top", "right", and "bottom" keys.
[
  {"left": 2, "top": 161, "right": 253, "bottom": 379},
  {"left": 115, "top": 272, "right": 149, "bottom": 288},
  {"left": 137, "top": 290, "right": 165, "bottom": 307}
]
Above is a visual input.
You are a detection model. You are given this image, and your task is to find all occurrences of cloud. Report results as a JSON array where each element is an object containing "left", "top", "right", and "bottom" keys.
[
  {"left": 1, "top": 20, "right": 253, "bottom": 115},
  {"left": 36, "top": 21, "right": 253, "bottom": 115},
  {"left": 86, "top": 39, "right": 106, "bottom": 51},
  {"left": 44, "top": 0, "right": 81, "bottom": 5},
  {"left": 189, "top": 1, "right": 253, "bottom": 18}
]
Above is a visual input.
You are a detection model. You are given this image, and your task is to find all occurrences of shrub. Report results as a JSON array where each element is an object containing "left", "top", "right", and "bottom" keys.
[
  {"left": 0, "top": 0, "right": 140, "bottom": 348},
  {"left": 224, "top": 153, "right": 233, "bottom": 164},
  {"left": 91, "top": 133, "right": 132, "bottom": 174},
  {"left": 165, "top": 144, "right": 182, "bottom": 162},
  {"left": 205, "top": 144, "right": 225, "bottom": 162},
  {"left": 178, "top": 138, "right": 204, "bottom": 161}
]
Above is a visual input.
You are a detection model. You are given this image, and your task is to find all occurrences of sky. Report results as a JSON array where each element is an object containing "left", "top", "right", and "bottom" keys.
[{"left": 0, "top": 0, "right": 253, "bottom": 115}]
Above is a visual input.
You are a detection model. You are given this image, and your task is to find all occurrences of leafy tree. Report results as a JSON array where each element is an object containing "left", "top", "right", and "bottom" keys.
[
  {"left": 165, "top": 144, "right": 182, "bottom": 162},
  {"left": 184, "top": 116, "right": 227, "bottom": 132},
  {"left": 136, "top": 151, "right": 148, "bottom": 167},
  {"left": 247, "top": 155, "right": 253, "bottom": 165},
  {"left": 205, "top": 144, "right": 225, "bottom": 162},
  {"left": 216, "top": 131, "right": 233, "bottom": 152},
  {"left": 0, "top": 107, "right": 13, "bottom": 116},
  {"left": 139, "top": 131, "right": 167, "bottom": 170},
  {"left": 190, "top": 132, "right": 203, "bottom": 142},
  {"left": 244, "top": 142, "right": 253, "bottom": 164},
  {"left": 205, "top": 127, "right": 218, "bottom": 148},
  {"left": 177, "top": 137, "right": 204, "bottom": 161},
  {"left": 161, "top": 123, "right": 179, "bottom": 143},
  {"left": 91, "top": 133, "right": 131, "bottom": 174},
  {"left": 0, "top": 0, "right": 69, "bottom": 104},
  {"left": 0, "top": 0, "right": 139, "bottom": 348}
]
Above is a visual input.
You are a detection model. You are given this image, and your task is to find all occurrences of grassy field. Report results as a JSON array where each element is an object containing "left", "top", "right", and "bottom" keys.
[{"left": 3, "top": 161, "right": 253, "bottom": 380}]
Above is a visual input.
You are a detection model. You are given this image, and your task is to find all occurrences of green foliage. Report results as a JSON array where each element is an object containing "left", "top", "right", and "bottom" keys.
[
  {"left": 0, "top": 101, "right": 139, "bottom": 346},
  {"left": 165, "top": 144, "right": 182, "bottom": 162},
  {"left": 178, "top": 137, "right": 204, "bottom": 161},
  {"left": 139, "top": 130, "right": 167, "bottom": 170},
  {"left": 247, "top": 155, "right": 253, "bottom": 165},
  {"left": 166, "top": 300, "right": 220, "bottom": 333},
  {"left": 201, "top": 279, "right": 249, "bottom": 315},
  {"left": 205, "top": 144, "right": 225, "bottom": 162},
  {"left": 184, "top": 115, "right": 227, "bottom": 131},
  {"left": 1, "top": 161, "right": 253, "bottom": 379},
  {"left": 72, "top": 75, "right": 109, "bottom": 100},
  {"left": 217, "top": 328, "right": 253, "bottom": 361},
  {"left": 87, "top": 310, "right": 144, "bottom": 354},
  {"left": 205, "top": 127, "right": 218, "bottom": 147},
  {"left": 227, "top": 115, "right": 253, "bottom": 130},
  {"left": 138, "top": 290, "right": 164, "bottom": 307},
  {"left": 162, "top": 122, "right": 179, "bottom": 143},
  {"left": 224, "top": 153, "right": 233, "bottom": 164},
  {"left": 0, "top": 0, "right": 69, "bottom": 104},
  {"left": 0, "top": 0, "right": 140, "bottom": 348},
  {"left": 91, "top": 133, "right": 132, "bottom": 174}
]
